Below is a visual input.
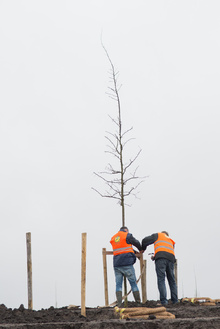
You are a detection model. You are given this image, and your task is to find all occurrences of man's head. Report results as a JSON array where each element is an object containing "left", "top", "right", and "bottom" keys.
[
  {"left": 161, "top": 230, "right": 169, "bottom": 236},
  {"left": 120, "top": 226, "right": 129, "bottom": 232}
]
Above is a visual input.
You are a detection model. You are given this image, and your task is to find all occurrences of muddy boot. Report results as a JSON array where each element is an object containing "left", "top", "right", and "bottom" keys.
[
  {"left": 116, "top": 291, "right": 122, "bottom": 308},
  {"left": 133, "top": 290, "right": 141, "bottom": 306}
]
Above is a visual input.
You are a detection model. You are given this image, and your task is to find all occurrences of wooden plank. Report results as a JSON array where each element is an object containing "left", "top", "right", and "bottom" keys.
[
  {"left": 81, "top": 233, "right": 87, "bottom": 317},
  {"left": 102, "top": 248, "right": 109, "bottom": 306},
  {"left": 102, "top": 250, "right": 143, "bottom": 256},
  {"left": 26, "top": 232, "right": 33, "bottom": 310},
  {"left": 102, "top": 250, "right": 113, "bottom": 255}
]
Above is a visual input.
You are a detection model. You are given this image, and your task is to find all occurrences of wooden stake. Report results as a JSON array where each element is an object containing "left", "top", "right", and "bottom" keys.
[
  {"left": 81, "top": 233, "right": 87, "bottom": 317},
  {"left": 144, "top": 259, "right": 147, "bottom": 302},
  {"left": 139, "top": 254, "right": 147, "bottom": 303},
  {"left": 102, "top": 248, "right": 109, "bottom": 306},
  {"left": 26, "top": 232, "right": 33, "bottom": 310}
]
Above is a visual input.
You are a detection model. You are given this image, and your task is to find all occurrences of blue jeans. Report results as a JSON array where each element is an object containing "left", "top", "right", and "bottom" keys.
[
  {"left": 155, "top": 258, "right": 178, "bottom": 305},
  {"left": 114, "top": 265, "right": 139, "bottom": 292}
]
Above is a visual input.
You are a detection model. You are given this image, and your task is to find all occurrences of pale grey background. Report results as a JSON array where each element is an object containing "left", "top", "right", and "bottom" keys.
[{"left": 0, "top": 1, "right": 219, "bottom": 310}]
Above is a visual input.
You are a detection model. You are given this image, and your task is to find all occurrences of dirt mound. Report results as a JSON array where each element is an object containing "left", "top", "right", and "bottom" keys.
[{"left": 0, "top": 300, "right": 220, "bottom": 328}]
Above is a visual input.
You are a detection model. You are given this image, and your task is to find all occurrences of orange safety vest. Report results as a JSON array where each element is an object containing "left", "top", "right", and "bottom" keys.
[
  {"left": 154, "top": 232, "right": 175, "bottom": 256},
  {"left": 110, "top": 231, "right": 134, "bottom": 256}
]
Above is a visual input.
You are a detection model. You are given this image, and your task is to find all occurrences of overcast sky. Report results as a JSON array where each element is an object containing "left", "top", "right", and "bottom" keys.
[{"left": 0, "top": 1, "right": 220, "bottom": 310}]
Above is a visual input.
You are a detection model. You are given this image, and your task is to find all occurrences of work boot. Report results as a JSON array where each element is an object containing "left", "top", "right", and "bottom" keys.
[
  {"left": 133, "top": 291, "right": 141, "bottom": 306},
  {"left": 116, "top": 291, "right": 122, "bottom": 308}
]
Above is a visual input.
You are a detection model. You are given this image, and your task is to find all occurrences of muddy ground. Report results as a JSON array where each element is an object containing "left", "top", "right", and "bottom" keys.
[{"left": 0, "top": 300, "right": 220, "bottom": 328}]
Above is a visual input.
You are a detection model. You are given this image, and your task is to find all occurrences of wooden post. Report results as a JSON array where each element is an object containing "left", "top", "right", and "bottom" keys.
[
  {"left": 81, "top": 233, "right": 87, "bottom": 317},
  {"left": 139, "top": 254, "right": 147, "bottom": 303},
  {"left": 102, "top": 248, "right": 109, "bottom": 306},
  {"left": 26, "top": 232, "right": 33, "bottom": 310},
  {"left": 144, "top": 259, "right": 147, "bottom": 302}
]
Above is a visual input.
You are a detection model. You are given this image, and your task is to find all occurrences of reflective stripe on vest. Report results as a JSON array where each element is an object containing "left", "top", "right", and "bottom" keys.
[
  {"left": 154, "top": 233, "right": 175, "bottom": 256},
  {"left": 110, "top": 231, "right": 134, "bottom": 256},
  {"left": 113, "top": 246, "right": 134, "bottom": 255}
]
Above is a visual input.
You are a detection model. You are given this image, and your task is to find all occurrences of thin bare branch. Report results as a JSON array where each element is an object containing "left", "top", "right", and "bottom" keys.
[
  {"left": 105, "top": 136, "right": 118, "bottom": 152},
  {"left": 121, "top": 127, "right": 133, "bottom": 138},
  {"left": 108, "top": 115, "right": 120, "bottom": 127},
  {"left": 91, "top": 187, "right": 121, "bottom": 200},
  {"left": 106, "top": 131, "right": 120, "bottom": 143},
  {"left": 106, "top": 93, "right": 118, "bottom": 101},
  {"left": 122, "top": 138, "right": 136, "bottom": 149},
  {"left": 106, "top": 163, "right": 121, "bottom": 174},
  {"left": 105, "top": 151, "right": 120, "bottom": 160},
  {"left": 124, "top": 149, "right": 142, "bottom": 173}
]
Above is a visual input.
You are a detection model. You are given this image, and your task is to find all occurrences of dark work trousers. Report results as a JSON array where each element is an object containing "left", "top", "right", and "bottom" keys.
[{"left": 155, "top": 258, "right": 178, "bottom": 305}]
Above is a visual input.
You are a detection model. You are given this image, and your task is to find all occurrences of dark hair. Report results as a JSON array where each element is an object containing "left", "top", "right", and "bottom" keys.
[
  {"left": 120, "top": 226, "right": 128, "bottom": 231},
  {"left": 161, "top": 231, "right": 169, "bottom": 236}
]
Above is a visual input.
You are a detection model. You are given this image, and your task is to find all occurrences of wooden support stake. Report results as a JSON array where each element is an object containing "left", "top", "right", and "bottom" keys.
[
  {"left": 81, "top": 233, "right": 87, "bottom": 317},
  {"left": 139, "top": 254, "right": 147, "bottom": 303},
  {"left": 144, "top": 259, "right": 147, "bottom": 302},
  {"left": 102, "top": 248, "right": 109, "bottom": 306},
  {"left": 26, "top": 232, "right": 33, "bottom": 310}
]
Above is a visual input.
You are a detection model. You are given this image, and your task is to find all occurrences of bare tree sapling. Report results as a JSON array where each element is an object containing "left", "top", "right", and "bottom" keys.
[{"left": 92, "top": 45, "right": 145, "bottom": 227}]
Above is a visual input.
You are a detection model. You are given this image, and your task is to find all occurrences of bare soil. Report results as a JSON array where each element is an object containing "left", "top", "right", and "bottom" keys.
[{"left": 0, "top": 300, "right": 220, "bottom": 328}]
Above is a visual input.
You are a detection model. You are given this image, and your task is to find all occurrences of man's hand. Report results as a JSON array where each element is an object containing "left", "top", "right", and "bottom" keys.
[{"left": 135, "top": 250, "right": 144, "bottom": 260}]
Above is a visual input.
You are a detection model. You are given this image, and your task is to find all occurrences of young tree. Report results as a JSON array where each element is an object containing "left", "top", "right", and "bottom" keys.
[{"left": 93, "top": 45, "right": 145, "bottom": 227}]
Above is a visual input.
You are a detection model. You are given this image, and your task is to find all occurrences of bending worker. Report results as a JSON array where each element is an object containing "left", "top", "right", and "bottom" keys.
[
  {"left": 110, "top": 226, "right": 143, "bottom": 307},
  {"left": 142, "top": 231, "right": 178, "bottom": 305}
]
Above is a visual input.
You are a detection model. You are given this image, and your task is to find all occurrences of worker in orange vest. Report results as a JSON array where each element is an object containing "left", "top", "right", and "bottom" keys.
[
  {"left": 142, "top": 231, "right": 178, "bottom": 305},
  {"left": 110, "top": 226, "right": 143, "bottom": 307}
]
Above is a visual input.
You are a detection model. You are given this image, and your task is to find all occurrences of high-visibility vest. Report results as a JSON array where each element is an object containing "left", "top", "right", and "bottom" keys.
[
  {"left": 154, "top": 233, "right": 175, "bottom": 256},
  {"left": 110, "top": 231, "right": 134, "bottom": 256}
]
